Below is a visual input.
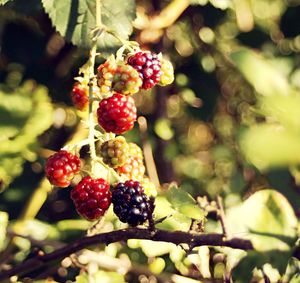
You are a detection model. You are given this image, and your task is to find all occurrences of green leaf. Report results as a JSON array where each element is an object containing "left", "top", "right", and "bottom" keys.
[
  {"left": 0, "top": 80, "right": 53, "bottom": 189},
  {"left": 239, "top": 124, "right": 300, "bottom": 170},
  {"left": 226, "top": 189, "right": 297, "bottom": 252},
  {"left": 260, "top": 93, "right": 300, "bottom": 134},
  {"left": 166, "top": 184, "right": 205, "bottom": 220},
  {"left": 0, "top": 211, "right": 8, "bottom": 251},
  {"left": 154, "top": 196, "right": 191, "bottom": 231},
  {"left": 230, "top": 49, "right": 290, "bottom": 97},
  {"left": 76, "top": 271, "right": 126, "bottom": 283},
  {"left": 41, "top": 0, "right": 136, "bottom": 51}
]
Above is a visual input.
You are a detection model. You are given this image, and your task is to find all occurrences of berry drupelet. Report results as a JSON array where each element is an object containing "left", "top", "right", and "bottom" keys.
[
  {"left": 45, "top": 150, "right": 81, "bottom": 188},
  {"left": 112, "top": 180, "right": 152, "bottom": 226},
  {"left": 71, "top": 176, "right": 111, "bottom": 221}
]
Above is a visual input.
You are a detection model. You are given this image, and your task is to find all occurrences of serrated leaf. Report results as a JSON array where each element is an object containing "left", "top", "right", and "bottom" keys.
[
  {"left": 41, "top": 0, "right": 136, "bottom": 52},
  {"left": 230, "top": 49, "right": 290, "bottom": 97},
  {"left": 226, "top": 189, "right": 297, "bottom": 252},
  {"left": 166, "top": 184, "right": 205, "bottom": 220}
]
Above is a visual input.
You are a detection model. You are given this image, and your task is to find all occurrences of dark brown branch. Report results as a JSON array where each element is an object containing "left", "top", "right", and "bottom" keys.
[{"left": 0, "top": 228, "right": 253, "bottom": 280}]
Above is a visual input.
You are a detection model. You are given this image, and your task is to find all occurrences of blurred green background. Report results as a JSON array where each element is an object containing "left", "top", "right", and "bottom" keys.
[{"left": 0, "top": 0, "right": 300, "bottom": 282}]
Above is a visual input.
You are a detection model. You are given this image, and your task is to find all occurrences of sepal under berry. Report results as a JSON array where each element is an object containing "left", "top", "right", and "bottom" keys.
[
  {"left": 112, "top": 180, "right": 152, "bottom": 226},
  {"left": 71, "top": 176, "right": 111, "bottom": 221},
  {"left": 45, "top": 150, "right": 81, "bottom": 188},
  {"left": 99, "top": 136, "right": 129, "bottom": 168}
]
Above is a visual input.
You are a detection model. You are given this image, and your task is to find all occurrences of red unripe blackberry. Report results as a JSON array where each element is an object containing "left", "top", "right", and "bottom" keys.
[
  {"left": 97, "top": 93, "right": 137, "bottom": 134},
  {"left": 45, "top": 150, "right": 81, "bottom": 188},
  {"left": 112, "top": 180, "right": 151, "bottom": 226},
  {"left": 127, "top": 51, "right": 162, "bottom": 89},
  {"left": 99, "top": 136, "right": 129, "bottom": 168},
  {"left": 71, "top": 176, "right": 111, "bottom": 221},
  {"left": 71, "top": 83, "right": 88, "bottom": 111}
]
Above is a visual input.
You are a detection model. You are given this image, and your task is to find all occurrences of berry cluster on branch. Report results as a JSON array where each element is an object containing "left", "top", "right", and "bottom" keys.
[{"left": 45, "top": 45, "right": 174, "bottom": 226}]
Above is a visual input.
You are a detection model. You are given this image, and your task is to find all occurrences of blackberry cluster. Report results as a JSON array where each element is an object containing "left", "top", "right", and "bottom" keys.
[
  {"left": 127, "top": 52, "right": 162, "bottom": 89},
  {"left": 97, "top": 93, "right": 137, "bottom": 134},
  {"left": 112, "top": 180, "right": 151, "bottom": 226},
  {"left": 71, "top": 176, "right": 111, "bottom": 221},
  {"left": 45, "top": 150, "right": 81, "bottom": 188},
  {"left": 99, "top": 136, "right": 129, "bottom": 168}
]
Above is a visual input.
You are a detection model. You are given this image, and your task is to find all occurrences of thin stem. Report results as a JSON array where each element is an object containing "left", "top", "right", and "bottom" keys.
[
  {"left": 138, "top": 116, "right": 160, "bottom": 187},
  {"left": 87, "top": 0, "right": 102, "bottom": 174},
  {"left": 216, "top": 196, "right": 229, "bottom": 238}
]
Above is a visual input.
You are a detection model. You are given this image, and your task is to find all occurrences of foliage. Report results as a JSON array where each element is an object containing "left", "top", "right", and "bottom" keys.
[{"left": 0, "top": 0, "right": 299, "bottom": 282}]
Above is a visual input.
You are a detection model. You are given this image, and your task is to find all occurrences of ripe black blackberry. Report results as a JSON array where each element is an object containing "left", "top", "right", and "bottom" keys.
[{"left": 112, "top": 180, "right": 152, "bottom": 226}]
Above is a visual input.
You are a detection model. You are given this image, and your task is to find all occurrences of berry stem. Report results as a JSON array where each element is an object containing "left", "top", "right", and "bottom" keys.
[{"left": 88, "top": 0, "right": 102, "bottom": 174}]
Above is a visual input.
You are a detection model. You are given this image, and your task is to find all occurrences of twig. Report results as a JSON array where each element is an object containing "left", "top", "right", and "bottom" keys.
[
  {"left": 138, "top": 116, "right": 160, "bottom": 187},
  {"left": 0, "top": 228, "right": 254, "bottom": 280},
  {"left": 216, "top": 196, "right": 229, "bottom": 238}
]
